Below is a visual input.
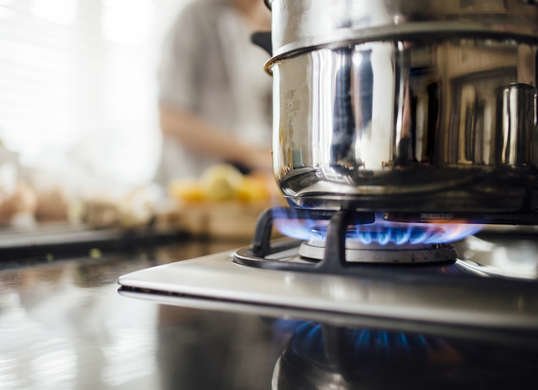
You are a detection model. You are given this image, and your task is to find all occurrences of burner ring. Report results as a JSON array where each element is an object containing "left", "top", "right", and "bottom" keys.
[{"left": 299, "top": 239, "right": 457, "bottom": 264}]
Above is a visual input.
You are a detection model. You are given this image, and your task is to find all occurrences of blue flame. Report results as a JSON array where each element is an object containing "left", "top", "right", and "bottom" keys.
[
  {"left": 289, "top": 322, "right": 434, "bottom": 359},
  {"left": 399, "top": 332, "right": 410, "bottom": 350},
  {"left": 273, "top": 319, "right": 309, "bottom": 334},
  {"left": 292, "top": 322, "right": 324, "bottom": 356},
  {"left": 376, "top": 331, "right": 389, "bottom": 349},
  {"left": 355, "top": 329, "right": 371, "bottom": 348},
  {"left": 273, "top": 211, "right": 481, "bottom": 246}
]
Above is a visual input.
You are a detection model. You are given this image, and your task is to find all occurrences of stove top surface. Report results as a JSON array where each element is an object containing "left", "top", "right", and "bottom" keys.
[{"left": 119, "top": 235, "right": 538, "bottom": 330}]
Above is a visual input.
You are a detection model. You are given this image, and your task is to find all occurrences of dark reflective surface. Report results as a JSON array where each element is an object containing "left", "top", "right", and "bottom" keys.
[
  {"left": 274, "top": 321, "right": 538, "bottom": 390},
  {"left": 0, "top": 240, "right": 287, "bottom": 390},
  {"left": 0, "top": 236, "right": 537, "bottom": 389}
]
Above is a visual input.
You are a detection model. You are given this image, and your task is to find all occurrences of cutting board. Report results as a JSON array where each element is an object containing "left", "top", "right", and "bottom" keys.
[{"left": 176, "top": 202, "right": 270, "bottom": 239}]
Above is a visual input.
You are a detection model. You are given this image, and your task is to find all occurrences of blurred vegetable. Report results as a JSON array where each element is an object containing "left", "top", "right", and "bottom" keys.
[
  {"left": 169, "top": 180, "right": 207, "bottom": 203},
  {"left": 35, "top": 188, "right": 69, "bottom": 222},
  {"left": 81, "top": 198, "right": 119, "bottom": 229},
  {"left": 200, "top": 164, "right": 244, "bottom": 201},
  {"left": 168, "top": 164, "right": 277, "bottom": 204},
  {"left": 81, "top": 186, "right": 159, "bottom": 229},
  {"left": 237, "top": 177, "right": 271, "bottom": 203},
  {"left": 0, "top": 182, "right": 37, "bottom": 225}
]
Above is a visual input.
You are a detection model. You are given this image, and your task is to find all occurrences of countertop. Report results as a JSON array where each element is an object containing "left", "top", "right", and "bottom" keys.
[
  {"left": 0, "top": 240, "right": 288, "bottom": 390},
  {"left": 0, "top": 235, "right": 537, "bottom": 389}
]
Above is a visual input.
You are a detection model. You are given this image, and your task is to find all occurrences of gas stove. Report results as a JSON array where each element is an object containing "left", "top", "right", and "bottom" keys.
[
  {"left": 119, "top": 207, "right": 538, "bottom": 330},
  {"left": 120, "top": 0, "right": 538, "bottom": 335}
]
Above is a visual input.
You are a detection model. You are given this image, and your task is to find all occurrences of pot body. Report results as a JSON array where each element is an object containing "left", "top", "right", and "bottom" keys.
[{"left": 267, "top": 1, "right": 538, "bottom": 218}]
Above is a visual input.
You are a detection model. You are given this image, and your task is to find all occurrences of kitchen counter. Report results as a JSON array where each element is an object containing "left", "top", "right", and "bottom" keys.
[
  {"left": 0, "top": 240, "right": 287, "bottom": 389},
  {"left": 0, "top": 235, "right": 537, "bottom": 389}
]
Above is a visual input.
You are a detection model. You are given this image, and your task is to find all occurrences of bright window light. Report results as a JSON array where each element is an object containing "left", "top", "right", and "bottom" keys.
[
  {"left": 102, "top": 0, "right": 154, "bottom": 45},
  {"left": 31, "top": 0, "right": 77, "bottom": 26}
]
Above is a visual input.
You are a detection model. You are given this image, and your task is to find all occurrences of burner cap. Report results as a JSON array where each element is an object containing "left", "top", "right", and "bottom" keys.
[{"left": 299, "top": 239, "right": 456, "bottom": 264}]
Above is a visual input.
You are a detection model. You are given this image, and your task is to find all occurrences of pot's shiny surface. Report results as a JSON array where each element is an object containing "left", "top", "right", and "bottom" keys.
[
  {"left": 270, "top": 38, "right": 538, "bottom": 215},
  {"left": 267, "top": 0, "right": 538, "bottom": 57},
  {"left": 265, "top": 0, "right": 538, "bottom": 217}
]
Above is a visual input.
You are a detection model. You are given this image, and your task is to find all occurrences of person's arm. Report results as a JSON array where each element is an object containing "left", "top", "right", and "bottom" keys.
[
  {"left": 158, "top": 4, "right": 271, "bottom": 173},
  {"left": 159, "top": 104, "right": 271, "bottom": 171}
]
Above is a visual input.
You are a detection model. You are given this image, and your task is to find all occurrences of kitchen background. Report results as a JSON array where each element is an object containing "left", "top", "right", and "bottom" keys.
[
  {"left": 0, "top": 0, "right": 187, "bottom": 190},
  {"left": 0, "top": 0, "right": 276, "bottom": 235},
  {"left": 0, "top": 3, "right": 280, "bottom": 387}
]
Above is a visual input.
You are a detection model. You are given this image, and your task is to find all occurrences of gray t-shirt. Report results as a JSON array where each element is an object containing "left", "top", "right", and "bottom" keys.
[{"left": 157, "top": 0, "right": 272, "bottom": 183}]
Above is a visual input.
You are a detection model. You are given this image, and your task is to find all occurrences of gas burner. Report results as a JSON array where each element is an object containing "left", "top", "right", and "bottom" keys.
[
  {"left": 275, "top": 212, "right": 482, "bottom": 246},
  {"left": 232, "top": 208, "right": 472, "bottom": 274},
  {"left": 299, "top": 239, "right": 456, "bottom": 264},
  {"left": 120, "top": 206, "right": 538, "bottom": 328}
]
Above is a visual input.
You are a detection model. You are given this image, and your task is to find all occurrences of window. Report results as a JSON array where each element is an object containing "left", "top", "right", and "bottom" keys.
[{"left": 0, "top": 0, "right": 187, "bottom": 191}]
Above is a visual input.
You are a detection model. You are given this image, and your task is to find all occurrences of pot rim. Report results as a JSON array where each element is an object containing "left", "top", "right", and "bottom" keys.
[
  {"left": 264, "top": 26, "right": 538, "bottom": 74},
  {"left": 266, "top": 0, "right": 538, "bottom": 58}
]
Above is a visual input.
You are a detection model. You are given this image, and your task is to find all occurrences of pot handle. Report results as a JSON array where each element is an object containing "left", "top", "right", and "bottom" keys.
[{"left": 250, "top": 31, "right": 272, "bottom": 56}]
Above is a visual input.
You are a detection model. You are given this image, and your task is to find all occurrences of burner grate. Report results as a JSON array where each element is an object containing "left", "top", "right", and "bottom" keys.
[{"left": 233, "top": 208, "right": 457, "bottom": 275}]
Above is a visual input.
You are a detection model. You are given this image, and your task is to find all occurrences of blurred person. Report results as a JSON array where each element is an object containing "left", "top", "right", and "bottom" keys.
[{"left": 156, "top": 0, "right": 272, "bottom": 184}]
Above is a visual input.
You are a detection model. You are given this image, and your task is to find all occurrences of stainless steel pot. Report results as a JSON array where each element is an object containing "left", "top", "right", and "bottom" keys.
[{"left": 264, "top": 0, "right": 538, "bottom": 220}]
